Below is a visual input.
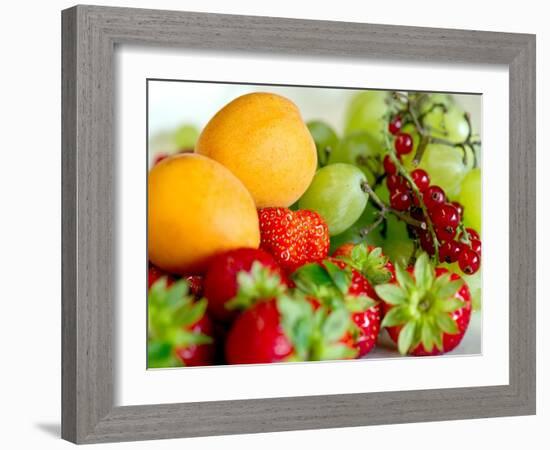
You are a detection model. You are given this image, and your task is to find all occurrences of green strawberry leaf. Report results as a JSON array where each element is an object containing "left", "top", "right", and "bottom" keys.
[
  {"left": 414, "top": 253, "right": 434, "bottom": 295},
  {"left": 323, "top": 260, "right": 351, "bottom": 295},
  {"left": 292, "top": 263, "right": 333, "bottom": 294},
  {"left": 381, "top": 305, "right": 410, "bottom": 328},
  {"left": 421, "top": 319, "right": 435, "bottom": 353},
  {"left": 345, "top": 244, "right": 392, "bottom": 285},
  {"left": 316, "top": 343, "right": 357, "bottom": 361},
  {"left": 374, "top": 283, "right": 407, "bottom": 305},
  {"left": 435, "top": 312, "right": 459, "bottom": 335},
  {"left": 165, "top": 280, "right": 190, "bottom": 307},
  {"left": 439, "top": 297, "right": 466, "bottom": 313},
  {"left": 394, "top": 263, "right": 415, "bottom": 294},
  {"left": 321, "top": 307, "right": 351, "bottom": 343},
  {"left": 344, "top": 295, "right": 376, "bottom": 312},
  {"left": 398, "top": 321, "right": 417, "bottom": 355},
  {"left": 226, "top": 261, "right": 286, "bottom": 311}
]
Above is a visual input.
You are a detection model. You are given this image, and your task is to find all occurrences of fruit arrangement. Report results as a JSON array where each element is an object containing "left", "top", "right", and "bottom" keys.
[{"left": 147, "top": 90, "right": 482, "bottom": 367}]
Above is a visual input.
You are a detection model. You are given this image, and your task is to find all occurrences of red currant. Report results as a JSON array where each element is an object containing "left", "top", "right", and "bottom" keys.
[
  {"left": 394, "top": 133, "right": 413, "bottom": 155},
  {"left": 386, "top": 174, "right": 402, "bottom": 190},
  {"left": 383, "top": 155, "right": 397, "bottom": 175},
  {"left": 451, "top": 201, "right": 464, "bottom": 219},
  {"left": 390, "top": 189, "right": 412, "bottom": 211},
  {"left": 431, "top": 203, "right": 460, "bottom": 230},
  {"left": 411, "top": 169, "right": 430, "bottom": 192},
  {"left": 423, "top": 186, "right": 446, "bottom": 211},
  {"left": 460, "top": 228, "right": 480, "bottom": 242},
  {"left": 388, "top": 115, "right": 403, "bottom": 135},
  {"left": 439, "top": 240, "right": 462, "bottom": 264},
  {"left": 458, "top": 248, "right": 480, "bottom": 275},
  {"left": 418, "top": 231, "right": 435, "bottom": 256},
  {"left": 470, "top": 239, "right": 482, "bottom": 255},
  {"left": 435, "top": 225, "right": 456, "bottom": 243}
]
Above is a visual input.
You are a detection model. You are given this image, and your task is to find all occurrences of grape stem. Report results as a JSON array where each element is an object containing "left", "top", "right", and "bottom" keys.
[
  {"left": 397, "top": 93, "right": 481, "bottom": 168},
  {"left": 360, "top": 180, "right": 426, "bottom": 231}
]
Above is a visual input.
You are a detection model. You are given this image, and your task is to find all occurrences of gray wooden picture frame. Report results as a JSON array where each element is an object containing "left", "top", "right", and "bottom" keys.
[{"left": 61, "top": 4, "right": 536, "bottom": 444}]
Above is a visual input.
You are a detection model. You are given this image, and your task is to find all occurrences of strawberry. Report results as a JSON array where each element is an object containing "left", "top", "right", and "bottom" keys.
[
  {"left": 148, "top": 278, "right": 214, "bottom": 367},
  {"left": 225, "top": 295, "right": 357, "bottom": 365},
  {"left": 203, "top": 248, "right": 288, "bottom": 322},
  {"left": 258, "top": 207, "right": 329, "bottom": 272},
  {"left": 374, "top": 253, "right": 472, "bottom": 356},
  {"left": 148, "top": 263, "right": 204, "bottom": 297},
  {"left": 292, "top": 258, "right": 381, "bottom": 357},
  {"left": 148, "top": 263, "right": 174, "bottom": 289},
  {"left": 332, "top": 243, "right": 395, "bottom": 285}
]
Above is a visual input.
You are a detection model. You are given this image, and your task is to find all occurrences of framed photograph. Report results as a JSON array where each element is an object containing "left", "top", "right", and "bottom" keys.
[{"left": 62, "top": 5, "right": 536, "bottom": 444}]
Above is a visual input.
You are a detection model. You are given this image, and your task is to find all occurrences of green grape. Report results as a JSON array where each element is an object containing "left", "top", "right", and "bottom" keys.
[
  {"left": 328, "top": 201, "right": 382, "bottom": 253},
  {"left": 307, "top": 121, "right": 339, "bottom": 166},
  {"left": 328, "top": 131, "right": 383, "bottom": 184},
  {"left": 423, "top": 106, "right": 469, "bottom": 143},
  {"left": 381, "top": 214, "right": 415, "bottom": 267},
  {"left": 418, "top": 93, "right": 454, "bottom": 115},
  {"left": 458, "top": 168, "right": 481, "bottom": 233},
  {"left": 345, "top": 90, "right": 389, "bottom": 136},
  {"left": 149, "top": 131, "right": 178, "bottom": 156},
  {"left": 418, "top": 144, "right": 469, "bottom": 199},
  {"left": 399, "top": 123, "right": 421, "bottom": 170},
  {"left": 299, "top": 164, "right": 368, "bottom": 236},
  {"left": 173, "top": 124, "right": 199, "bottom": 149}
]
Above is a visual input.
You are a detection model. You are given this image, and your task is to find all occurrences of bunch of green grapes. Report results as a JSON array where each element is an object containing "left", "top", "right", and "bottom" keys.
[{"left": 299, "top": 90, "right": 482, "bottom": 309}]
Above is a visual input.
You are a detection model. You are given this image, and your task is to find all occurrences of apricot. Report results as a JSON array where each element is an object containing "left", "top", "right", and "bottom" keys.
[
  {"left": 148, "top": 154, "right": 260, "bottom": 274},
  {"left": 195, "top": 92, "right": 317, "bottom": 208}
]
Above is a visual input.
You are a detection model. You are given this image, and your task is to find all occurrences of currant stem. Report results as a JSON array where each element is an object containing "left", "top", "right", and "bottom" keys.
[
  {"left": 382, "top": 131, "right": 440, "bottom": 261},
  {"left": 360, "top": 180, "right": 426, "bottom": 232}
]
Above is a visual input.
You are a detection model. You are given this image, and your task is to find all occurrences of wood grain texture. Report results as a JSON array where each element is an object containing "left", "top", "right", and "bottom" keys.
[{"left": 61, "top": 4, "right": 536, "bottom": 444}]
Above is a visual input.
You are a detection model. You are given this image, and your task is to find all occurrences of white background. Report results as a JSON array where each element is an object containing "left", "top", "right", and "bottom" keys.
[{"left": 0, "top": 0, "right": 545, "bottom": 449}]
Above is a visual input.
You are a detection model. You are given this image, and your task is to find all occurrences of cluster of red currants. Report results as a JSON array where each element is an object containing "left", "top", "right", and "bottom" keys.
[{"left": 383, "top": 115, "right": 481, "bottom": 275}]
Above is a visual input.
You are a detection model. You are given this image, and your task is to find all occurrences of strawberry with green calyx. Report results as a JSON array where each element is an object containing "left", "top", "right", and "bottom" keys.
[
  {"left": 204, "top": 248, "right": 288, "bottom": 322},
  {"left": 374, "top": 253, "right": 471, "bottom": 356},
  {"left": 225, "top": 294, "right": 357, "bottom": 365},
  {"left": 224, "top": 261, "right": 287, "bottom": 311},
  {"left": 333, "top": 243, "right": 395, "bottom": 285},
  {"left": 148, "top": 278, "right": 214, "bottom": 368},
  {"left": 292, "top": 259, "right": 381, "bottom": 357}
]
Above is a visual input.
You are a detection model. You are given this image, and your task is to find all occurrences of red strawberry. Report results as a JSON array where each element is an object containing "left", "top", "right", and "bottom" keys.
[
  {"left": 148, "top": 263, "right": 175, "bottom": 289},
  {"left": 174, "top": 314, "right": 215, "bottom": 366},
  {"left": 292, "top": 259, "right": 381, "bottom": 357},
  {"left": 332, "top": 243, "right": 395, "bottom": 285},
  {"left": 148, "top": 263, "right": 203, "bottom": 297},
  {"left": 225, "top": 295, "right": 356, "bottom": 365},
  {"left": 184, "top": 275, "right": 204, "bottom": 298},
  {"left": 258, "top": 207, "right": 329, "bottom": 272},
  {"left": 148, "top": 278, "right": 214, "bottom": 367},
  {"left": 203, "top": 248, "right": 288, "bottom": 322},
  {"left": 374, "top": 253, "right": 472, "bottom": 356}
]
